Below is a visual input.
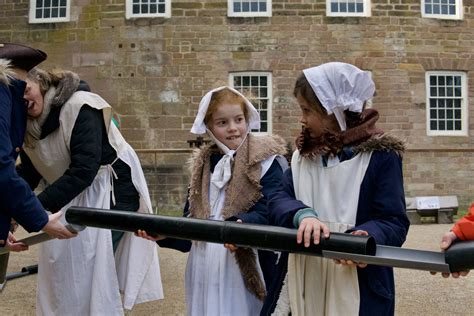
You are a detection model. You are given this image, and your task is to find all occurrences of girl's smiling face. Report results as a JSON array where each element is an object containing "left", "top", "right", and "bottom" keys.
[
  {"left": 208, "top": 103, "right": 248, "bottom": 150},
  {"left": 24, "top": 79, "right": 44, "bottom": 118}
]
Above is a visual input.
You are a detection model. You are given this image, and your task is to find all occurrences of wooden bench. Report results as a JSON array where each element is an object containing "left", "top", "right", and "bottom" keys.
[{"left": 405, "top": 196, "right": 458, "bottom": 224}]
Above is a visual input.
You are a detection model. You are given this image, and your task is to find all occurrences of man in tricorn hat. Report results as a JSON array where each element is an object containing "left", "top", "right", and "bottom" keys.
[{"left": 0, "top": 43, "right": 76, "bottom": 253}]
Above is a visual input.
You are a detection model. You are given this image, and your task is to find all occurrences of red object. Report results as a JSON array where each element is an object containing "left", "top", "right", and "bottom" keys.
[{"left": 452, "top": 203, "right": 474, "bottom": 240}]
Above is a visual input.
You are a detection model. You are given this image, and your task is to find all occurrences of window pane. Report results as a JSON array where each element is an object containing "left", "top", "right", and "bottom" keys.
[
  {"left": 251, "top": 76, "right": 259, "bottom": 86},
  {"left": 446, "top": 121, "right": 453, "bottom": 130},
  {"left": 233, "top": 76, "right": 241, "bottom": 87}
]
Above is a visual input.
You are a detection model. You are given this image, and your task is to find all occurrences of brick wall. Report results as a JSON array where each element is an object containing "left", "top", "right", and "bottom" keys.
[{"left": 1, "top": 0, "right": 473, "bottom": 211}]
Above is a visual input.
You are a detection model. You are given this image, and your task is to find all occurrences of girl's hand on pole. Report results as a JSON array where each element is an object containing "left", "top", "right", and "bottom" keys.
[
  {"left": 333, "top": 230, "right": 368, "bottom": 268},
  {"left": 297, "top": 217, "right": 330, "bottom": 247},
  {"left": 135, "top": 229, "right": 166, "bottom": 241},
  {"left": 224, "top": 219, "right": 242, "bottom": 252}
]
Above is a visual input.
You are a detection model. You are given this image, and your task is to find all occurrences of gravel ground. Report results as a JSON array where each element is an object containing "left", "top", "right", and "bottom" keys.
[{"left": 1, "top": 224, "right": 473, "bottom": 315}]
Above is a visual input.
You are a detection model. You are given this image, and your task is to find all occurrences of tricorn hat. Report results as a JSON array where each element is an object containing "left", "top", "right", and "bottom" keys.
[{"left": 0, "top": 43, "right": 47, "bottom": 71}]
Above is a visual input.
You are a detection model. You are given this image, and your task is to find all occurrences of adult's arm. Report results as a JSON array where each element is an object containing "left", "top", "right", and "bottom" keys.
[
  {"left": 351, "top": 151, "right": 410, "bottom": 247},
  {"left": 268, "top": 168, "right": 310, "bottom": 228},
  {"left": 0, "top": 85, "right": 48, "bottom": 237},
  {"left": 37, "top": 105, "right": 103, "bottom": 212}
]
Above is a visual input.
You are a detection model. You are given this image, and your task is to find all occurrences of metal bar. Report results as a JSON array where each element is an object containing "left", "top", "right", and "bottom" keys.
[
  {"left": 66, "top": 207, "right": 376, "bottom": 258},
  {"left": 323, "top": 245, "right": 451, "bottom": 273}
]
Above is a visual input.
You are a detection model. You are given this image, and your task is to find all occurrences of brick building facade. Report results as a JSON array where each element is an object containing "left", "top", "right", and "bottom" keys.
[{"left": 1, "top": 0, "right": 472, "bottom": 212}]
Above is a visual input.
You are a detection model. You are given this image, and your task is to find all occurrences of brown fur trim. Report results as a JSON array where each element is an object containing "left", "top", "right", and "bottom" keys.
[
  {"left": 234, "top": 248, "right": 266, "bottom": 301},
  {"left": 0, "top": 59, "right": 14, "bottom": 85},
  {"left": 353, "top": 133, "right": 405, "bottom": 157}
]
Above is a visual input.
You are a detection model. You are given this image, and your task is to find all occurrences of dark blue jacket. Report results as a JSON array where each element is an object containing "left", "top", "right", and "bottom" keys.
[
  {"left": 0, "top": 77, "right": 48, "bottom": 244},
  {"left": 269, "top": 149, "right": 410, "bottom": 316}
]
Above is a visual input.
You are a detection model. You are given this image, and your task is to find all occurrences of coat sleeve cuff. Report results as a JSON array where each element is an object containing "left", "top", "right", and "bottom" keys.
[{"left": 293, "top": 207, "right": 318, "bottom": 228}]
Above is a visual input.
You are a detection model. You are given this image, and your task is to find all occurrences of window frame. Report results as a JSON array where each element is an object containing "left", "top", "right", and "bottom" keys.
[
  {"left": 229, "top": 72, "right": 273, "bottom": 135},
  {"left": 425, "top": 71, "right": 468, "bottom": 136},
  {"left": 364, "top": 70, "right": 374, "bottom": 108},
  {"left": 125, "top": 0, "right": 171, "bottom": 19},
  {"left": 326, "top": 0, "right": 371, "bottom": 17},
  {"left": 227, "top": 0, "right": 272, "bottom": 18},
  {"left": 421, "top": 0, "right": 463, "bottom": 20},
  {"left": 29, "top": 0, "right": 71, "bottom": 24}
]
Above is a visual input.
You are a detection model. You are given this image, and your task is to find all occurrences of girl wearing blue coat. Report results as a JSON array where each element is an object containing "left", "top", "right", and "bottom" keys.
[{"left": 269, "top": 62, "right": 410, "bottom": 316}]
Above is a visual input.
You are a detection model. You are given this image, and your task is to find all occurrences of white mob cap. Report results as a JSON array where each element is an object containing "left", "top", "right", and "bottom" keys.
[
  {"left": 190, "top": 86, "right": 260, "bottom": 134},
  {"left": 303, "top": 62, "right": 375, "bottom": 131}
]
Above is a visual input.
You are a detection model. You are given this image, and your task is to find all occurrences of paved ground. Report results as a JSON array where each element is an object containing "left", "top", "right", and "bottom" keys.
[{"left": 1, "top": 224, "right": 474, "bottom": 315}]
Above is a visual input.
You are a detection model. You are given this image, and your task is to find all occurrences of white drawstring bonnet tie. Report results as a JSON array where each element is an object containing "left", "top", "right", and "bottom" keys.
[
  {"left": 190, "top": 86, "right": 260, "bottom": 190},
  {"left": 303, "top": 62, "right": 375, "bottom": 131}
]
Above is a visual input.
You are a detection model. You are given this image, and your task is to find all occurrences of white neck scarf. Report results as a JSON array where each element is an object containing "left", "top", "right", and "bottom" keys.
[{"left": 207, "top": 127, "right": 249, "bottom": 189}]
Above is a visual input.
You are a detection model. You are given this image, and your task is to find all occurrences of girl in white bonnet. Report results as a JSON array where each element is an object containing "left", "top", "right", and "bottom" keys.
[
  {"left": 138, "top": 86, "right": 288, "bottom": 315},
  {"left": 269, "top": 62, "right": 410, "bottom": 316}
]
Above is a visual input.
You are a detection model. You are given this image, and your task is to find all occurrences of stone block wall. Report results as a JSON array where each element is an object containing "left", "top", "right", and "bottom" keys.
[{"left": 1, "top": 0, "right": 473, "bottom": 210}]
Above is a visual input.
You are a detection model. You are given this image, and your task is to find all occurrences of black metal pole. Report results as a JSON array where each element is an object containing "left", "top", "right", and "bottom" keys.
[{"left": 66, "top": 206, "right": 376, "bottom": 257}]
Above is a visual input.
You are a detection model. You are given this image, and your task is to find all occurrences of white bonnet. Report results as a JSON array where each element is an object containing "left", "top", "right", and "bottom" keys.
[
  {"left": 302, "top": 62, "right": 375, "bottom": 131},
  {"left": 190, "top": 86, "right": 260, "bottom": 134}
]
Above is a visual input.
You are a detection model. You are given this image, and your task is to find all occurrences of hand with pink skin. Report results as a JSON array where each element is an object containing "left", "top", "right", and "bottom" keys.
[
  {"left": 224, "top": 219, "right": 242, "bottom": 252},
  {"left": 6, "top": 232, "right": 28, "bottom": 252},
  {"left": 135, "top": 229, "right": 166, "bottom": 241},
  {"left": 297, "top": 217, "right": 330, "bottom": 247},
  {"left": 430, "top": 231, "right": 470, "bottom": 278},
  {"left": 333, "top": 230, "right": 368, "bottom": 268}
]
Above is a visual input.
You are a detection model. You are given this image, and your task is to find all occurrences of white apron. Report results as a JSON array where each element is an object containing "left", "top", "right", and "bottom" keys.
[
  {"left": 287, "top": 150, "right": 372, "bottom": 316},
  {"left": 24, "top": 91, "right": 163, "bottom": 315},
  {"left": 185, "top": 156, "right": 277, "bottom": 316}
]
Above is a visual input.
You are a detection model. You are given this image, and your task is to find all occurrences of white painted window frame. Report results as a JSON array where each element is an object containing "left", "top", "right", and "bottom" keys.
[
  {"left": 425, "top": 71, "right": 468, "bottom": 136},
  {"left": 326, "top": 0, "right": 371, "bottom": 17},
  {"left": 227, "top": 0, "right": 272, "bottom": 17},
  {"left": 421, "top": 0, "right": 463, "bottom": 20},
  {"left": 125, "top": 0, "right": 171, "bottom": 19},
  {"left": 364, "top": 70, "right": 374, "bottom": 108},
  {"left": 29, "top": 0, "right": 70, "bottom": 24},
  {"left": 229, "top": 72, "right": 273, "bottom": 135}
]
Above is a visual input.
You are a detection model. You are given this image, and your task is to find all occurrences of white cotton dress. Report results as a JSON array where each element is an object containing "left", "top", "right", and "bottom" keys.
[{"left": 185, "top": 156, "right": 276, "bottom": 316}]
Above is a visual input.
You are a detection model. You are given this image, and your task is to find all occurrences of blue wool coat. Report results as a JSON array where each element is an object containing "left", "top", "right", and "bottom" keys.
[
  {"left": 158, "top": 154, "right": 288, "bottom": 316},
  {"left": 268, "top": 149, "right": 410, "bottom": 316},
  {"left": 0, "top": 78, "right": 48, "bottom": 244}
]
